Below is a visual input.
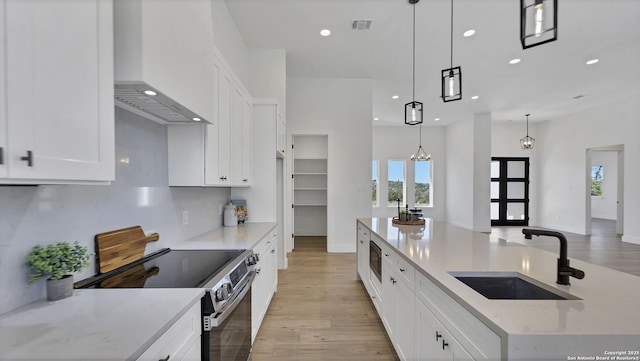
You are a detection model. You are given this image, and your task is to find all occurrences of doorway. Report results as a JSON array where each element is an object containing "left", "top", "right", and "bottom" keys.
[
  {"left": 491, "top": 157, "right": 530, "bottom": 226},
  {"left": 586, "top": 145, "right": 624, "bottom": 236}
]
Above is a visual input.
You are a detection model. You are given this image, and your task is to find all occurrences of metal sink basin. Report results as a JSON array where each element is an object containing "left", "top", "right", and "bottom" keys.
[{"left": 448, "top": 272, "right": 581, "bottom": 300}]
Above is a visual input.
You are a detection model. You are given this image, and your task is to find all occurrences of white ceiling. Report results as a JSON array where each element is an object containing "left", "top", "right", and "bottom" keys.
[{"left": 224, "top": 0, "right": 640, "bottom": 126}]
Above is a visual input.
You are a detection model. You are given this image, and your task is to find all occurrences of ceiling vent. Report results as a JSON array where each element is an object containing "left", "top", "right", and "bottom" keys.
[{"left": 351, "top": 19, "right": 373, "bottom": 30}]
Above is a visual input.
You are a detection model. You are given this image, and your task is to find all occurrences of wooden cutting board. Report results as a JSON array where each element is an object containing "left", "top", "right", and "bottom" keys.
[{"left": 94, "top": 226, "right": 159, "bottom": 274}]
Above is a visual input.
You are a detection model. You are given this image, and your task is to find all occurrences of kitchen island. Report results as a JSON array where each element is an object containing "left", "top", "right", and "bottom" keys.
[{"left": 357, "top": 218, "right": 640, "bottom": 361}]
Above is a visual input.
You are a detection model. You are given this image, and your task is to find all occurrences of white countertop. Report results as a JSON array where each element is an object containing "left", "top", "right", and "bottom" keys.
[
  {"left": 359, "top": 218, "right": 640, "bottom": 355},
  {"left": 0, "top": 288, "right": 204, "bottom": 361},
  {"left": 172, "top": 222, "right": 277, "bottom": 250}
]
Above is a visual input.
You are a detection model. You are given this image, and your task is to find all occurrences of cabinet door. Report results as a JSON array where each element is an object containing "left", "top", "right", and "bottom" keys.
[
  {"left": 231, "top": 87, "right": 243, "bottom": 183},
  {"left": 0, "top": 0, "right": 6, "bottom": 178},
  {"left": 276, "top": 107, "right": 286, "bottom": 157},
  {"left": 4, "top": 0, "right": 114, "bottom": 182},
  {"left": 239, "top": 97, "right": 252, "bottom": 185},
  {"left": 415, "top": 299, "right": 451, "bottom": 361},
  {"left": 215, "top": 67, "right": 233, "bottom": 184},
  {"left": 395, "top": 280, "right": 415, "bottom": 361},
  {"left": 381, "top": 258, "right": 396, "bottom": 340},
  {"left": 251, "top": 236, "right": 269, "bottom": 342}
]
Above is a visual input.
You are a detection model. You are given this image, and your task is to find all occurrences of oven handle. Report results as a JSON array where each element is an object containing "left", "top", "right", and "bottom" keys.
[{"left": 207, "top": 270, "right": 255, "bottom": 328}]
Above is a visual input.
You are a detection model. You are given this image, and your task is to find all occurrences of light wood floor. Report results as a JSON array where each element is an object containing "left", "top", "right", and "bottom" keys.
[
  {"left": 251, "top": 236, "right": 399, "bottom": 361},
  {"left": 491, "top": 218, "right": 640, "bottom": 276}
]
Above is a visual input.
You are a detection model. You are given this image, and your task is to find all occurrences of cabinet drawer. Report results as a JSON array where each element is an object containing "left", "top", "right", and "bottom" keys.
[
  {"left": 415, "top": 272, "right": 501, "bottom": 360},
  {"left": 395, "top": 256, "right": 415, "bottom": 288},
  {"left": 357, "top": 223, "right": 370, "bottom": 240},
  {"left": 137, "top": 301, "right": 201, "bottom": 361}
]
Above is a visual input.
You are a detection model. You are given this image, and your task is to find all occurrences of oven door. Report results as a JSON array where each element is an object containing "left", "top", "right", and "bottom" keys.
[
  {"left": 369, "top": 241, "right": 382, "bottom": 282},
  {"left": 203, "top": 272, "right": 254, "bottom": 361}
]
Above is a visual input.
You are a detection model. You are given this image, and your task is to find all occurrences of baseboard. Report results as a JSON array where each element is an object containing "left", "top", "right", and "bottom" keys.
[{"left": 622, "top": 234, "right": 640, "bottom": 245}]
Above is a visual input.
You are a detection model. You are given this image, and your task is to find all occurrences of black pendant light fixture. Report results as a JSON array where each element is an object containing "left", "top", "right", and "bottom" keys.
[
  {"left": 405, "top": 0, "right": 423, "bottom": 125},
  {"left": 520, "top": 114, "right": 535, "bottom": 150},
  {"left": 520, "top": 0, "right": 558, "bottom": 49},
  {"left": 441, "top": 0, "right": 461, "bottom": 102},
  {"left": 410, "top": 124, "right": 431, "bottom": 161}
]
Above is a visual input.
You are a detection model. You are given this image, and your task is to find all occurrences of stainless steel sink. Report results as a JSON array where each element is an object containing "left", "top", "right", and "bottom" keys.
[{"left": 448, "top": 272, "right": 581, "bottom": 300}]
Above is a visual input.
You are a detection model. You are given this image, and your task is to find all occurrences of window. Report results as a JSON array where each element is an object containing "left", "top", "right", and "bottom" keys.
[
  {"left": 591, "top": 165, "right": 603, "bottom": 196},
  {"left": 372, "top": 161, "right": 378, "bottom": 206},
  {"left": 387, "top": 160, "right": 404, "bottom": 206},
  {"left": 415, "top": 161, "right": 432, "bottom": 207}
]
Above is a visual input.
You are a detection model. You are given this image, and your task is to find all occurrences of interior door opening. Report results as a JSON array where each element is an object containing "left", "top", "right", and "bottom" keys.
[{"left": 586, "top": 145, "right": 624, "bottom": 237}]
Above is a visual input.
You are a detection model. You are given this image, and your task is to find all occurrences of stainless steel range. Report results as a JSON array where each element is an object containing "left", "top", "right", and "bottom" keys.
[{"left": 75, "top": 248, "right": 258, "bottom": 361}]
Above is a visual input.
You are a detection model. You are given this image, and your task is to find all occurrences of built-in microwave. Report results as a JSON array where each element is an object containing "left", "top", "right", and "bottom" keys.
[{"left": 369, "top": 241, "right": 382, "bottom": 283}]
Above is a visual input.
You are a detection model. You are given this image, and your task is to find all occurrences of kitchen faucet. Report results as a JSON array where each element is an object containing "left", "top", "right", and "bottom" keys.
[{"left": 522, "top": 228, "right": 585, "bottom": 285}]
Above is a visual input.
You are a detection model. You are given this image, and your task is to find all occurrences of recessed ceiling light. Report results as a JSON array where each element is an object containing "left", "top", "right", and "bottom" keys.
[
  {"left": 434, "top": 118, "right": 440, "bottom": 121},
  {"left": 192, "top": 117, "right": 201, "bottom": 122},
  {"left": 463, "top": 29, "right": 476, "bottom": 37},
  {"left": 509, "top": 58, "right": 521, "bottom": 64},
  {"left": 391, "top": 95, "right": 399, "bottom": 99},
  {"left": 586, "top": 59, "right": 599, "bottom": 65},
  {"left": 144, "top": 90, "right": 157, "bottom": 96},
  {"left": 471, "top": 95, "right": 479, "bottom": 100},
  {"left": 373, "top": 117, "right": 380, "bottom": 121},
  {"left": 320, "top": 29, "right": 331, "bottom": 37}
]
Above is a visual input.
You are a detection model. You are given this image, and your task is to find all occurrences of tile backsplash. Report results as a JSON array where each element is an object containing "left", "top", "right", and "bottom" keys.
[{"left": 0, "top": 107, "right": 230, "bottom": 314}]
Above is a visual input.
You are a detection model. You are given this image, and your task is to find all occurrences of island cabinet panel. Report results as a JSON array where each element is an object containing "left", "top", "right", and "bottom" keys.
[
  {"left": 415, "top": 272, "right": 502, "bottom": 361},
  {"left": 355, "top": 220, "right": 501, "bottom": 361}
]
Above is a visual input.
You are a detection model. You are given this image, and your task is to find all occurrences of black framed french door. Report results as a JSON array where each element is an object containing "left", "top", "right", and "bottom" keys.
[{"left": 491, "top": 157, "right": 530, "bottom": 226}]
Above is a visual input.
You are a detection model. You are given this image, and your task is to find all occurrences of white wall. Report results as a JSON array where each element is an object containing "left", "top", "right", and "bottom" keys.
[
  {"left": 591, "top": 151, "right": 618, "bottom": 220},
  {"left": 248, "top": 49, "right": 286, "bottom": 118},
  {"left": 536, "top": 96, "right": 639, "bottom": 244},
  {"left": 372, "top": 126, "right": 446, "bottom": 221},
  {"left": 445, "top": 114, "right": 491, "bottom": 232},
  {"left": 491, "top": 122, "right": 539, "bottom": 225},
  {"left": 286, "top": 77, "right": 373, "bottom": 252},
  {"left": 0, "top": 108, "right": 231, "bottom": 314},
  {"left": 210, "top": 0, "right": 250, "bottom": 87}
]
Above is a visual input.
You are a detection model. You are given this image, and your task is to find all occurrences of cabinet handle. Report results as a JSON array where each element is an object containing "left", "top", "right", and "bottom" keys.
[
  {"left": 399, "top": 268, "right": 405, "bottom": 272},
  {"left": 271, "top": 249, "right": 275, "bottom": 254},
  {"left": 20, "top": 150, "right": 33, "bottom": 167},
  {"left": 243, "top": 178, "right": 248, "bottom": 182},
  {"left": 385, "top": 253, "right": 389, "bottom": 257},
  {"left": 256, "top": 268, "right": 261, "bottom": 274},
  {"left": 360, "top": 240, "right": 364, "bottom": 244},
  {"left": 442, "top": 339, "right": 449, "bottom": 350},
  {"left": 436, "top": 331, "right": 442, "bottom": 341},
  {"left": 159, "top": 356, "right": 170, "bottom": 361}
]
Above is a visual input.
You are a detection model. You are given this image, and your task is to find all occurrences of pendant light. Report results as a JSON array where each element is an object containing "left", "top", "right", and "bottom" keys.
[
  {"left": 441, "top": 0, "right": 461, "bottom": 102},
  {"left": 410, "top": 125, "right": 431, "bottom": 161},
  {"left": 520, "top": 0, "right": 557, "bottom": 49},
  {"left": 405, "top": 0, "right": 423, "bottom": 125},
  {"left": 520, "top": 114, "right": 535, "bottom": 150}
]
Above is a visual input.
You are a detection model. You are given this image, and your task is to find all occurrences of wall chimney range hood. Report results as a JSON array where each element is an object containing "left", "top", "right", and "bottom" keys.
[
  {"left": 113, "top": 0, "right": 215, "bottom": 126},
  {"left": 114, "top": 83, "right": 210, "bottom": 125}
]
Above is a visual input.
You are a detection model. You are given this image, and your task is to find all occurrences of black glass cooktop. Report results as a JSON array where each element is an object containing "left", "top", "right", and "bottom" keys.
[{"left": 75, "top": 249, "right": 245, "bottom": 289}]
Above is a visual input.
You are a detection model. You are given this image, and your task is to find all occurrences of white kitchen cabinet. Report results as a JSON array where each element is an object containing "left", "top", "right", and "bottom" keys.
[
  {"left": 276, "top": 110, "right": 286, "bottom": 158},
  {"left": 0, "top": 0, "right": 114, "bottom": 184},
  {"left": 381, "top": 247, "right": 415, "bottom": 361},
  {"left": 415, "top": 298, "right": 474, "bottom": 361},
  {"left": 251, "top": 228, "right": 278, "bottom": 342},
  {"left": 136, "top": 301, "right": 201, "bottom": 361},
  {"left": 356, "top": 222, "right": 371, "bottom": 293},
  {"left": 168, "top": 58, "right": 253, "bottom": 187}
]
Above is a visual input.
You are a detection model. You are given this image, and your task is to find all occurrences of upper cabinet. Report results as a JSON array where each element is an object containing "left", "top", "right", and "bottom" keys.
[
  {"left": 0, "top": 0, "right": 115, "bottom": 184},
  {"left": 113, "top": 0, "right": 215, "bottom": 125},
  {"left": 168, "top": 55, "right": 253, "bottom": 187}
]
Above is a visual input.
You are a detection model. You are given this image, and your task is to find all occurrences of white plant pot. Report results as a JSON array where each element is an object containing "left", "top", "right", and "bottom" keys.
[{"left": 46, "top": 275, "right": 74, "bottom": 301}]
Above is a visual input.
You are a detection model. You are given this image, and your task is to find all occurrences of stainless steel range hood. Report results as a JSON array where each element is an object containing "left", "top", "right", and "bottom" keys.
[{"left": 114, "top": 82, "right": 211, "bottom": 125}]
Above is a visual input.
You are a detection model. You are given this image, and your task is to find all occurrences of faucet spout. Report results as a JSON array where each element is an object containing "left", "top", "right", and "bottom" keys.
[{"left": 522, "top": 228, "right": 584, "bottom": 285}]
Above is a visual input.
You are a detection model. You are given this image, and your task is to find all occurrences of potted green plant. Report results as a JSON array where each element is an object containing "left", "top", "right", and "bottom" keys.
[{"left": 25, "top": 241, "right": 92, "bottom": 301}]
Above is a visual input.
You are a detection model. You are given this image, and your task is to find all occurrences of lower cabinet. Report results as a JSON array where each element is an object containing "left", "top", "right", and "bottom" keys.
[
  {"left": 251, "top": 228, "right": 278, "bottom": 342},
  {"left": 415, "top": 298, "right": 474, "bottom": 361},
  {"left": 355, "top": 221, "right": 501, "bottom": 361},
  {"left": 356, "top": 222, "right": 370, "bottom": 291},
  {"left": 136, "top": 301, "right": 201, "bottom": 361}
]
